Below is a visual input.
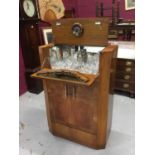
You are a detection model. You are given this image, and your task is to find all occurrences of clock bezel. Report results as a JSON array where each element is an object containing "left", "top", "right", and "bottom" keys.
[
  {"left": 23, "top": 0, "right": 36, "bottom": 17},
  {"left": 20, "top": 0, "right": 39, "bottom": 20}
]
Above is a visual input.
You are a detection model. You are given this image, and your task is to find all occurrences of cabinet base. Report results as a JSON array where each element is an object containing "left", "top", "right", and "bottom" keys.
[
  {"left": 115, "top": 90, "right": 135, "bottom": 98},
  {"left": 49, "top": 122, "right": 106, "bottom": 149}
]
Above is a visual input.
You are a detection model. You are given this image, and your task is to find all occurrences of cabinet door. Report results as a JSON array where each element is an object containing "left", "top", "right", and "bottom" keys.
[
  {"left": 47, "top": 81, "right": 70, "bottom": 124},
  {"left": 70, "top": 84, "right": 98, "bottom": 134},
  {"left": 46, "top": 80, "right": 98, "bottom": 133}
]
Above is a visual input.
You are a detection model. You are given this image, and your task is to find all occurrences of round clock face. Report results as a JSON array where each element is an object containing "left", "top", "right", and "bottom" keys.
[{"left": 23, "top": 0, "right": 35, "bottom": 17}]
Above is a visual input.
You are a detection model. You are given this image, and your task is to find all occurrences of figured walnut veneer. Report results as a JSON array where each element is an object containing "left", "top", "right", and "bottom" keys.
[{"left": 32, "top": 18, "right": 118, "bottom": 149}]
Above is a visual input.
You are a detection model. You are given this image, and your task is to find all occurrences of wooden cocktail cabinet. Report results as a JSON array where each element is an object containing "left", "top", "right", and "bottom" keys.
[{"left": 32, "top": 18, "right": 118, "bottom": 149}]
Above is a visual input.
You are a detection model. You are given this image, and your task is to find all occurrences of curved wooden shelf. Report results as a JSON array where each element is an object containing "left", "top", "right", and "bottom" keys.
[{"left": 31, "top": 68, "right": 99, "bottom": 86}]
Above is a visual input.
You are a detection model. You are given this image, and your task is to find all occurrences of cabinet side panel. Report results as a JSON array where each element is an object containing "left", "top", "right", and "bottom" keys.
[
  {"left": 107, "top": 45, "right": 118, "bottom": 138},
  {"left": 97, "top": 46, "right": 116, "bottom": 148}
]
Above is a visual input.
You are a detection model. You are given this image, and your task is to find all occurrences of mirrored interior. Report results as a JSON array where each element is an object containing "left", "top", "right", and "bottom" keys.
[{"left": 45, "top": 45, "right": 105, "bottom": 74}]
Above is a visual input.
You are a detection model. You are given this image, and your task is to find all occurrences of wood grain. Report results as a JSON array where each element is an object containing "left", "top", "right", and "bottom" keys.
[
  {"left": 51, "top": 18, "right": 109, "bottom": 46},
  {"left": 32, "top": 18, "right": 118, "bottom": 149}
]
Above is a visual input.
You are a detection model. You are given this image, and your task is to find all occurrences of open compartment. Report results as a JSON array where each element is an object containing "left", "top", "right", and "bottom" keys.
[{"left": 32, "top": 44, "right": 105, "bottom": 86}]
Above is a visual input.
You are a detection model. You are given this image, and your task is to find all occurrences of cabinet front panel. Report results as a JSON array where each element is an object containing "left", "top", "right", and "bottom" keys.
[
  {"left": 46, "top": 80, "right": 98, "bottom": 134},
  {"left": 47, "top": 81, "right": 70, "bottom": 124},
  {"left": 51, "top": 18, "right": 109, "bottom": 46},
  {"left": 70, "top": 84, "right": 98, "bottom": 134},
  {"left": 75, "top": 84, "right": 98, "bottom": 101}
]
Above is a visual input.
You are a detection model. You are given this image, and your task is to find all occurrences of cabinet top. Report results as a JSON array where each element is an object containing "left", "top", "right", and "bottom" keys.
[{"left": 51, "top": 18, "right": 109, "bottom": 46}]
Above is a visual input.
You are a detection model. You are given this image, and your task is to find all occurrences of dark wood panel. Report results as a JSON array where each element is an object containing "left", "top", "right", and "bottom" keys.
[
  {"left": 20, "top": 22, "right": 41, "bottom": 68},
  {"left": 22, "top": 47, "right": 40, "bottom": 68},
  {"left": 115, "top": 58, "right": 135, "bottom": 97},
  {"left": 25, "top": 71, "right": 43, "bottom": 94},
  {"left": 116, "top": 71, "right": 135, "bottom": 81},
  {"left": 115, "top": 80, "right": 135, "bottom": 92},
  {"left": 116, "top": 58, "right": 135, "bottom": 67},
  {"left": 20, "top": 22, "right": 40, "bottom": 46},
  {"left": 19, "top": 20, "right": 43, "bottom": 93},
  {"left": 116, "top": 66, "right": 135, "bottom": 75}
]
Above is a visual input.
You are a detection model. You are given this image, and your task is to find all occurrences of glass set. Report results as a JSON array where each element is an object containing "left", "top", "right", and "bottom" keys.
[{"left": 48, "top": 45, "right": 101, "bottom": 74}]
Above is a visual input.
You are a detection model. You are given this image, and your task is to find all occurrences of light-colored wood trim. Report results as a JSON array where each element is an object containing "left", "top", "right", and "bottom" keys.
[{"left": 31, "top": 68, "right": 99, "bottom": 86}]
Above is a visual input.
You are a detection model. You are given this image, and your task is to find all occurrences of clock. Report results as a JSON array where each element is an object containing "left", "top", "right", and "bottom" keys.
[
  {"left": 19, "top": 0, "right": 40, "bottom": 20},
  {"left": 23, "top": 0, "right": 36, "bottom": 17},
  {"left": 19, "top": 0, "right": 44, "bottom": 93}
]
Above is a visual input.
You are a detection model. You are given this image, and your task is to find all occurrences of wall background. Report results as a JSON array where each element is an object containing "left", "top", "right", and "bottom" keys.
[{"left": 62, "top": 0, "right": 135, "bottom": 20}]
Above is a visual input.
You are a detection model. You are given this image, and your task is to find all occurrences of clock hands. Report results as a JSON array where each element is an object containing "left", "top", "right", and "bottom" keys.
[
  {"left": 26, "top": 2, "right": 30, "bottom": 10},
  {"left": 23, "top": 0, "right": 35, "bottom": 17}
]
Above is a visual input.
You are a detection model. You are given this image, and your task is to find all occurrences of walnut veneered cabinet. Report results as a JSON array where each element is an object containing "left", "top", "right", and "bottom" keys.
[{"left": 32, "top": 18, "right": 118, "bottom": 149}]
